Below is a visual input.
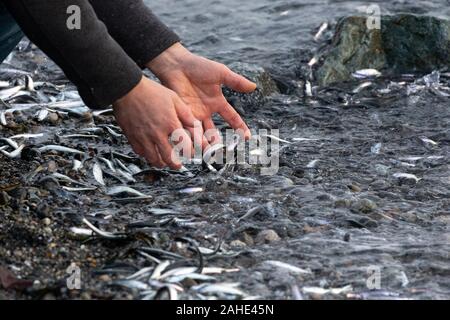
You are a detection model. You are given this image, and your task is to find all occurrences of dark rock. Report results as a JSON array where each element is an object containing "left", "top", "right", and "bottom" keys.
[
  {"left": 224, "top": 62, "right": 280, "bottom": 113},
  {"left": 316, "top": 15, "right": 450, "bottom": 85}
]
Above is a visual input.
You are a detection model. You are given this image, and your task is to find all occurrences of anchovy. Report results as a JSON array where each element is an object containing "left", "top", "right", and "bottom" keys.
[
  {"left": 38, "top": 145, "right": 84, "bottom": 154},
  {"left": 306, "top": 159, "right": 319, "bottom": 168},
  {"left": 313, "top": 22, "right": 328, "bottom": 41},
  {"left": 0, "top": 138, "right": 19, "bottom": 150},
  {"left": 0, "top": 81, "right": 10, "bottom": 88},
  {"left": 0, "top": 144, "right": 24, "bottom": 158},
  {"left": 99, "top": 157, "right": 116, "bottom": 172},
  {"left": 72, "top": 159, "right": 83, "bottom": 171},
  {"left": 92, "top": 109, "right": 113, "bottom": 117},
  {"left": 0, "top": 85, "right": 23, "bottom": 100},
  {"left": 93, "top": 162, "right": 105, "bottom": 186},
  {"left": 302, "top": 285, "right": 353, "bottom": 296},
  {"left": 60, "top": 134, "right": 100, "bottom": 139},
  {"left": 420, "top": 137, "right": 438, "bottom": 146},
  {"left": 308, "top": 56, "right": 318, "bottom": 67},
  {"left": 192, "top": 282, "right": 245, "bottom": 297},
  {"left": 352, "top": 69, "right": 381, "bottom": 79},
  {"left": 52, "top": 173, "right": 89, "bottom": 186},
  {"left": 305, "top": 80, "right": 313, "bottom": 97},
  {"left": 260, "top": 134, "right": 291, "bottom": 144},
  {"left": 116, "top": 168, "right": 136, "bottom": 183},
  {"left": 353, "top": 81, "right": 372, "bottom": 93},
  {"left": 107, "top": 186, "right": 147, "bottom": 197},
  {"left": 10, "top": 133, "right": 44, "bottom": 140},
  {"left": 25, "top": 75, "right": 35, "bottom": 91},
  {"left": 150, "top": 261, "right": 171, "bottom": 280},
  {"left": 237, "top": 206, "right": 263, "bottom": 222},
  {"left": 179, "top": 187, "right": 203, "bottom": 194},
  {"left": 393, "top": 173, "right": 420, "bottom": 182},
  {"left": 63, "top": 186, "right": 97, "bottom": 192},
  {"left": 263, "top": 260, "right": 311, "bottom": 274},
  {"left": 82, "top": 218, "right": 127, "bottom": 240},
  {"left": 36, "top": 109, "right": 49, "bottom": 122},
  {"left": 0, "top": 111, "right": 6, "bottom": 126}
]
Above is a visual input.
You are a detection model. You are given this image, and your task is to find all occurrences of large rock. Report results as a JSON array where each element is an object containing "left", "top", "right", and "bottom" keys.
[{"left": 316, "top": 14, "right": 450, "bottom": 86}]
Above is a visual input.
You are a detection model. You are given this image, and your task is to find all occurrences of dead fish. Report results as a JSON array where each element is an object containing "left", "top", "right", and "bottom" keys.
[
  {"left": 99, "top": 157, "right": 116, "bottom": 172},
  {"left": 113, "top": 280, "right": 149, "bottom": 290},
  {"left": 92, "top": 109, "right": 113, "bottom": 117},
  {"left": 313, "top": 22, "right": 328, "bottom": 41},
  {"left": 393, "top": 173, "right": 421, "bottom": 183},
  {"left": 60, "top": 134, "right": 100, "bottom": 139},
  {"left": 292, "top": 137, "right": 320, "bottom": 142},
  {"left": 353, "top": 81, "right": 372, "bottom": 93},
  {"left": 303, "top": 285, "right": 352, "bottom": 296},
  {"left": 69, "top": 227, "right": 93, "bottom": 240},
  {"left": 102, "top": 125, "right": 122, "bottom": 138},
  {"left": 52, "top": 173, "right": 89, "bottom": 186},
  {"left": 0, "top": 85, "right": 23, "bottom": 100},
  {"left": 178, "top": 187, "right": 203, "bottom": 194},
  {"left": 25, "top": 75, "right": 35, "bottom": 91},
  {"left": 150, "top": 261, "right": 171, "bottom": 280},
  {"left": 352, "top": 69, "right": 381, "bottom": 79},
  {"left": 192, "top": 282, "right": 245, "bottom": 297},
  {"left": 0, "top": 138, "right": 19, "bottom": 150},
  {"left": 237, "top": 206, "right": 263, "bottom": 222},
  {"left": 116, "top": 168, "right": 137, "bottom": 183},
  {"left": 38, "top": 145, "right": 84, "bottom": 154},
  {"left": 306, "top": 159, "right": 319, "bottom": 168},
  {"left": 0, "top": 81, "right": 9, "bottom": 88},
  {"left": 263, "top": 260, "right": 311, "bottom": 274},
  {"left": 63, "top": 186, "right": 97, "bottom": 192},
  {"left": 115, "top": 159, "right": 133, "bottom": 174},
  {"left": 260, "top": 134, "right": 292, "bottom": 144},
  {"left": 93, "top": 162, "right": 105, "bottom": 186},
  {"left": 0, "top": 144, "right": 24, "bottom": 159},
  {"left": 420, "top": 137, "right": 438, "bottom": 146},
  {"left": 36, "top": 109, "right": 49, "bottom": 122},
  {"left": 82, "top": 218, "right": 126, "bottom": 240},
  {"left": 308, "top": 56, "right": 318, "bottom": 67},
  {"left": 0, "top": 111, "right": 6, "bottom": 126},
  {"left": 10, "top": 133, "right": 44, "bottom": 140},
  {"left": 106, "top": 186, "right": 147, "bottom": 197},
  {"left": 72, "top": 159, "right": 83, "bottom": 171},
  {"left": 305, "top": 80, "right": 313, "bottom": 97}
]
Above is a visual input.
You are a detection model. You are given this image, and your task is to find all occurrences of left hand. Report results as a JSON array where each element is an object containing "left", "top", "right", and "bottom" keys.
[{"left": 147, "top": 43, "right": 257, "bottom": 147}]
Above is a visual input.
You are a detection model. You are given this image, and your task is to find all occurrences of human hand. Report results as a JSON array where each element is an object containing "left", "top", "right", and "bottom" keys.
[
  {"left": 147, "top": 43, "right": 257, "bottom": 146},
  {"left": 113, "top": 76, "right": 200, "bottom": 169}
]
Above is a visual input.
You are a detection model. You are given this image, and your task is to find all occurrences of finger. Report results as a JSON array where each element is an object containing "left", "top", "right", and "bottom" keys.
[
  {"left": 187, "top": 126, "right": 209, "bottom": 152},
  {"left": 145, "top": 142, "right": 166, "bottom": 168},
  {"left": 174, "top": 96, "right": 199, "bottom": 129},
  {"left": 218, "top": 101, "right": 251, "bottom": 140},
  {"left": 203, "top": 118, "right": 222, "bottom": 145},
  {"left": 222, "top": 67, "right": 257, "bottom": 93},
  {"left": 171, "top": 128, "right": 196, "bottom": 160},
  {"left": 157, "top": 137, "right": 183, "bottom": 170}
]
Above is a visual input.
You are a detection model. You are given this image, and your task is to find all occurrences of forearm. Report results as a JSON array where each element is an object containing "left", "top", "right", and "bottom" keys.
[
  {"left": 3, "top": 0, "right": 143, "bottom": 108},
  {"left": 89, "top": 0, "right": 180, "bottom": 68}
]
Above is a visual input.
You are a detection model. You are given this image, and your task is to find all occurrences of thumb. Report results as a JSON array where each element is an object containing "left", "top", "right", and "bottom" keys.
[{"left": 222, "top": 67, "right": 257, "bottom": 93}]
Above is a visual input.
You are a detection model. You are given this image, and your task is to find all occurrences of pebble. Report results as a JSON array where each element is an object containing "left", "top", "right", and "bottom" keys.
[
  {"left": 256, "top": 229, "right": 281, "bottom": 244},
  {"left": 230, "top": 240, "right": 247, "bottom": 248},
  {"left": 99, "top": 274, "right": 112, "bottom": 282},
  {"left": 351, "top": 199, "right": 377, "bottom": 213},
  {"left": 48, "top": 112, "right": 59, "bottom": 124},
  {"left": 43, "top": 217, "right": 52, "bottom": 226},
  {"left": 0, "top": 191, "right": 10, "bottom": 206}
]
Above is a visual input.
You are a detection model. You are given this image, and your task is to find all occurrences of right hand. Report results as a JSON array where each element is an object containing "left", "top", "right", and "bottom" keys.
[{"left": 113, "top": 76, "right": 199, "bottom": 169}]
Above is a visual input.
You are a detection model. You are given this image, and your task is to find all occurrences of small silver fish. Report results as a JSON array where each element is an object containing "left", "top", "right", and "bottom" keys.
[
  {"left": 371, "top": 142, "right": 382, "bottom": 154},
  {"left": 107, "top": 186, "right": 147, "bottom": 197},
  {"left": 420, "top": 137, "right": 438, "bottom": 146},
  {"left": 36, "top": 109, "right": 49, "bottom": 122},
  {"left": 393, "top": 173, "right": 420, "bottom": 183},
  {"left": 352, "top": 69, "right": 381, "bottom": 79},
  {"left": 306, "top": 159, "right": 319, "bottom": 168},
  {"left": 179, "top": 187, "right": 203, "bottom": 194},
  {"left": 0, "top": 144, "right": 24, "bottom": 158},
  {"left": 10, "top": 133, "right": 44, "bottom": 140},
  {"left": 313, "top": 22, "right": 328, "bottom": 41},
  {"left": 38, "top": 145, "right": 84, "bottom": 154},
  {"left": 0, "top": 138, "right": 19, "bottom": 150},
  {"left": 82, "top": 218, "right": 126, "bottom": 240},
  {"left": 99, "top": 157, "right": 116, "bottom": 172},
  {"left": 353, "top": 81, "right": 373, "bottom": 93},
  {"left": 263, "top": 260, "right": 311, "bottom": 274},
  {"left": 93, "top": 162, "right": 105, "bottom": 186},
  {"left": 63, "top": 186, "right": 97, "bottom": 192}
]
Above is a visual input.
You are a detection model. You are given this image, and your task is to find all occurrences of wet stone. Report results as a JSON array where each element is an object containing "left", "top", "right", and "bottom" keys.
[
  {"left": 255, "top": 229, "right": 281, "bottom": 244},
  {"left": 316, "top": 14, "right": 450, "bottom": 85},
  {"left": 351, "top": 199, "right": 378, "bottom": 214}
]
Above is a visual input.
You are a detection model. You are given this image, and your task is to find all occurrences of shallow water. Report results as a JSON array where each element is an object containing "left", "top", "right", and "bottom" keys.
[{"left": 0, "top": 0, "right": 448, "bottom": 300}]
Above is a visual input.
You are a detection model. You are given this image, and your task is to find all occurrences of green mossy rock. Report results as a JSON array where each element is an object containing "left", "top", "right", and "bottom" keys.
[{"left": 316, "top": 14, "right": 450, "bottom": 86}]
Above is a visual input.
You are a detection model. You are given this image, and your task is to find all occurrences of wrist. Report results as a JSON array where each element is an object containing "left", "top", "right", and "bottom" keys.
[{"left": 146, "top": 42, "right": 191, "bottom": 78}]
